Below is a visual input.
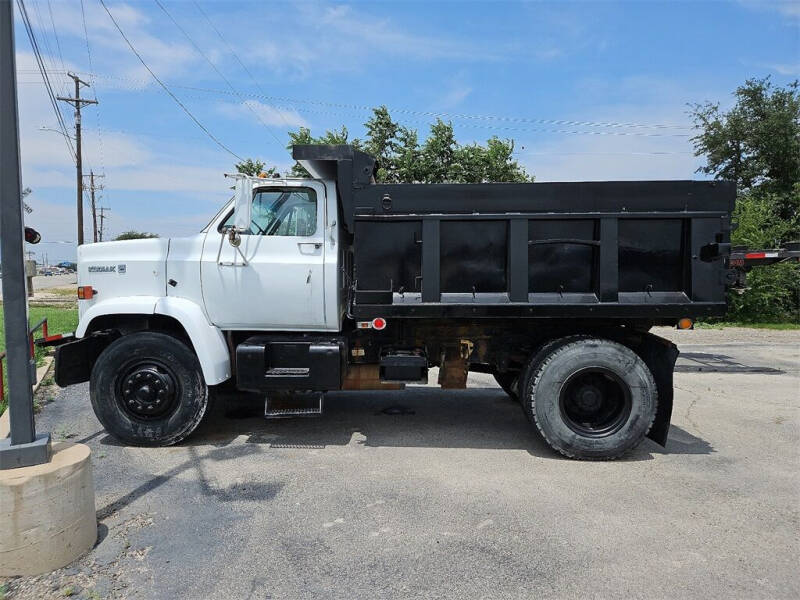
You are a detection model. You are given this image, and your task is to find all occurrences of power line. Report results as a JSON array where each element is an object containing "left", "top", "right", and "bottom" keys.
[
  {"left": 16, "top": 68, "right": 693, "bottom": 133},
  {"left": 20, "top": 73, "right": 698, "bottom": 144},
  {"left": 44, "top": 0, "right": 67, "bottom": 92},
  {"left": 14, "top": 0, "right": 75, "bottom": 161},
  {"left": 79, "top": 0, "right": 106, "bottom": 185},
  {"left": 154, "top": 0, "right": 286, "bottom": 151},
  {"left": 29, "top": 0, "right": 61, "bottom": 92},
  {"left": 97, "top": 0, "right": 243, "bottom": 161},
  {"left": 191, "top": 0, "right": 299, "bottom": 133},
  {"left": 78, "top": 0, "right": 94, "bottom": 84}
]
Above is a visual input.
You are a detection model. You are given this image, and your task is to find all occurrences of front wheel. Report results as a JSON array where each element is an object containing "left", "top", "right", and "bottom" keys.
[
  {"left": 522, "top": 336, "right": 658, "bottom": 460},
  {"left": 90, "top": 331, "right": 209, "bottom": 446}
]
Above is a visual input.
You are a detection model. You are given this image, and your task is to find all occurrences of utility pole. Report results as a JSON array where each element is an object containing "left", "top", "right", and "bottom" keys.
[
  {"left": 99, "top": 207, "right": 110, "bottom": 242},
  {"left": 83, "top": 171, "right": 104, "bottom": 243},
  {"left": 57, "top": 73, "right": 96, "bottom": 246},
  {"left": 0, "top": 0, "right": 51, "bottom": 467}
]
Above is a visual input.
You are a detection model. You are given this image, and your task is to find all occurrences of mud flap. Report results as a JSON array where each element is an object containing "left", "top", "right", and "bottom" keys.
[
  {"left": 53, "top": 332, "right": 119, "bottom": 387},
  {"left": 635, "top": 333, "right": 680, "bottom": 447}
]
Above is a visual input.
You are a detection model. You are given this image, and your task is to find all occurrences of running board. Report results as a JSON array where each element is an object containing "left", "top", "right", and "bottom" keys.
[{"left": 264, "top": 391, "right": 324, "bottom": 419}]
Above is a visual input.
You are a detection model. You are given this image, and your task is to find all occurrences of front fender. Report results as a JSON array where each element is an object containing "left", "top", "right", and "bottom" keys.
[
  {"left": 155, "top": 297, "right": 231, "bottom": 385},
  {"left": 75, "top": 296, "right": 231, "bottom": 385},
  {"left": 76, "top": 297, "right": 159, "bottom": 337}
]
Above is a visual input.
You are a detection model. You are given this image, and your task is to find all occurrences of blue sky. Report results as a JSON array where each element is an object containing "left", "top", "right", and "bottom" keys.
[{"left": 15, "top": 0, "right": 799, "bottom": 261}]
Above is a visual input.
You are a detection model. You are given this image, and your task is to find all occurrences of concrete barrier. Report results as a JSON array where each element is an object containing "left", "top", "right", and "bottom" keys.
[
  {"left": 0, "top": 357, "right": 54, "bottom": 440},
  {"left": 0, "top": 442, "right": 97, "bottom": 575}
]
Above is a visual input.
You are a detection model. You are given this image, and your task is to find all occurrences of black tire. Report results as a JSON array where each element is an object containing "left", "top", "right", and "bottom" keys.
[
  {"left": 521, "top": 336, "right": 657, "bottom": 460},
  {"left": 493, "top": 372, "right": 520, "bottom": 401},
  {"left": 90, "top": 331, "right": 209, "bottom": 446}
]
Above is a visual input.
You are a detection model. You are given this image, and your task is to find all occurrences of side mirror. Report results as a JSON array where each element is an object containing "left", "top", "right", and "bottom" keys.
[{"left": 231, "top": 176, "right": 253, "bottom": 236}]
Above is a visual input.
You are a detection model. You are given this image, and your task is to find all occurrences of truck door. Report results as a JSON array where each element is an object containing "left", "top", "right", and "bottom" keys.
[{"left": 200, "top": 181, "right": 328, "bottom": 330}]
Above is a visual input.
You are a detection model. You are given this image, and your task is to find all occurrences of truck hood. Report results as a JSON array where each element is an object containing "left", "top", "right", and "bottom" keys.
[{"left": 77, "top": 238, "right": 170, "bottom": 317}]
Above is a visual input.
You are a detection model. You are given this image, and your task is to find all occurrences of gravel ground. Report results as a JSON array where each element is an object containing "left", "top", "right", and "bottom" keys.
[
  {"left": 1, "top": 327, "right": 798, "bottom": 600},
  {"left": 652, "top": 325, "right": 800, "bottom": 345}
]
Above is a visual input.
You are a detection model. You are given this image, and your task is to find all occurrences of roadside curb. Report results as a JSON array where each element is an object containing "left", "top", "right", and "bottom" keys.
[{"left": 0, "top": 356, "right": 54, "bottom": 439}]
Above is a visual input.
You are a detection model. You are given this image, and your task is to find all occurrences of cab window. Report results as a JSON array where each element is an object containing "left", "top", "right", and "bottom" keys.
[{"left": 221, "top": 188, "right": 317, "bottom": 236}]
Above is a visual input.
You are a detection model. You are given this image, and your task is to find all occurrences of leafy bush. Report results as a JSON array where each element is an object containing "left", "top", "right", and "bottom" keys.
[{"left": 692, "top": 78, "right": 800, "bottom": 323}]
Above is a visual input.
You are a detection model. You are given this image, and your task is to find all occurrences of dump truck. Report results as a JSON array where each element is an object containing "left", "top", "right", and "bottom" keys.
[{"left": 50, "top": 144, "right": 747, "bottom": 459}]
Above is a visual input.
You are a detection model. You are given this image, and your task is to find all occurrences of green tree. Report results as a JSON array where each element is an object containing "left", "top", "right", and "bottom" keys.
[
  {"left": 420, "top": 119, "right": 458, "bottom": 183},
  {"left": 115, "top": 231, "right": 159, "bottom": 240},
  {"left": 288, "top": 107, "right": 530, "bottom": 184},
  {"left": 394, "top": 126, "right": 422, "bottom": 182},
  {"left": 364, "top": 106, "right": 399, "bottom": 181},
  {"left": 235, "top": 158, "right": 279, "bottom": 178},
  {"left": 287, "top": 126, "right": 359, "bottom": 177},
  {"left": 691, "top": 78, "right": 799, "bottom": 219},
  {"left": 691, "top": 78, "right": 800, "bottom": 322}
]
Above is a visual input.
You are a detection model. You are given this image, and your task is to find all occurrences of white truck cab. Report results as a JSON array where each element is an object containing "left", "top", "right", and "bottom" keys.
[{"left": 75, "top": 176, "right": 341, "bottom": 388}]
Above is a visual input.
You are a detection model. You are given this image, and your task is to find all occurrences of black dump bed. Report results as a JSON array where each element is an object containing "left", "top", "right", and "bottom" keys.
[{"left": 293, "top": 145, "right": 736, "bottom": 322}]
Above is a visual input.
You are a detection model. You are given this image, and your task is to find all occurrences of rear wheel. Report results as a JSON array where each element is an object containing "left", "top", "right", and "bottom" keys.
[
  {"left": 90, "top": 331, "right": 208, "bottom": 446},
  {"left": 522, "top": 336, "right": 657, "bottom": 460},
  {"left": 493, "top": 371, "right": 520, "bottom": 401}
]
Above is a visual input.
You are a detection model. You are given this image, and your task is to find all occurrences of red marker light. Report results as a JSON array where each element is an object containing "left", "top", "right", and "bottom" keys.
[{"left": 371, "top": 317, "right": 387, "bottom": 330}]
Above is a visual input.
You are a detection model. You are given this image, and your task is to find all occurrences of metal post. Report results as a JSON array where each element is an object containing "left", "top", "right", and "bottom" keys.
[
  {"left": 99, "top": 206, "right": 110, "bottom": 241},
  {"left": 75, "top": 75, "right": 83, "bottom": 245},
  {"left": 0, "top": 0, "right": 51, "bottom": 469},
  {"left": 91, "top": 172, "right": 97, "bottom": 242},
  {"left": 57, "top": 74, "right": 96, "bottom": 247},
  {"left": 84, "top": 171, "right": 103, "bottom": 243}
]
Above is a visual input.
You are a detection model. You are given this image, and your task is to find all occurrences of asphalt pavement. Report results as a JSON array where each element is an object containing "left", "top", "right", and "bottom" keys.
[{"left": 3, "top": 328, "right": 799, "bottom": 599}]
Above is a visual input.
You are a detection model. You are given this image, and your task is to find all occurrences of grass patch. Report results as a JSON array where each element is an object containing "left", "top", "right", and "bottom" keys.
[
  {"left": 0, "top": 304, "right": 78, "bottom": 416},
  {"left": 46, "top": 287, "right": 79, "bottom": 297},
  {"left": 695, "top": 321, "right": 800, "bottom": 330}
]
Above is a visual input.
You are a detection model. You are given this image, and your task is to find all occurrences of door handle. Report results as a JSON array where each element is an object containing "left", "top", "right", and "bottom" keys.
[{"left": 298, "top": 242, "right": 322, "bottom": 250}]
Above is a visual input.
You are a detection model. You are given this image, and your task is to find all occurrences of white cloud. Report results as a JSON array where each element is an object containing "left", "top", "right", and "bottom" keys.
[
  {"left": 522, "top": 135, "right": 701, "bottom": 182},
  {"left": 516, "top": 78, "right": 709, "bottom": 182},
  {"left": 22, "top": 195, "right": 79, "bottom": 253},
  {"left": 762, "top": 62, "right": 800, "bottom": 76},
  {"left": 246, "top": 2, "right": 501, "bottom": 79},
  {"left": 439, "top": 84, "right": 473, "bottom": 109},
  {"left": 739, "top": 0, "right": 800, "bottom": 19},
  {"left": 218, "top": 100, "right": 308, "bottom": 129},
  {"left": 20, "top": 1, "right": 201, "bottom": 89}
]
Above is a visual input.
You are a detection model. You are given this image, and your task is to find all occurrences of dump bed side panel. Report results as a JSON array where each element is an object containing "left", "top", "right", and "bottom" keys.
[{"left": 351, "top": 180, "right": 735, "bottom": 321}]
